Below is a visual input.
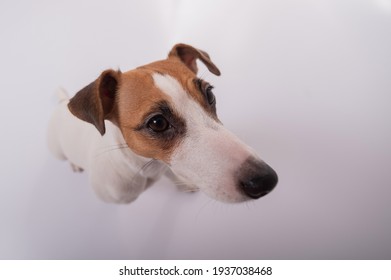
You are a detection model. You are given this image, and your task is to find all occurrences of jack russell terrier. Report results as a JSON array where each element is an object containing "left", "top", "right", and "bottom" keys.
[{"left": 48, "top": 43, "right": 278, "bottom": 203}]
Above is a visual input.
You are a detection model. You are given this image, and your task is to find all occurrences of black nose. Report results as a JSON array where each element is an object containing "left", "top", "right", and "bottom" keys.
[{"left": 238, "top": 157, "right": 278, "bottom": 199}]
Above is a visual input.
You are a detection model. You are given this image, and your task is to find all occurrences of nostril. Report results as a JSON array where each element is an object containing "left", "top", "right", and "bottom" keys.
[{"left": 238, "top": 160, "right": 278, "bottom": 199}]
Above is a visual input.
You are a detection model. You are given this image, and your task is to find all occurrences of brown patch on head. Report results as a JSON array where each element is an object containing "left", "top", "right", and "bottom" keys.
[
  {"left": 137, "top": 43, "right": 221, "bottom": 120},
  {"left": 140, "top": 58, "right": 219, "bottom": 121},
  {"left": 115, "top": 69, "right": 186, "bottom": 163}
]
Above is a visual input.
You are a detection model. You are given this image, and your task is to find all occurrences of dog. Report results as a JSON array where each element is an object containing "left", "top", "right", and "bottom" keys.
[{"left": 47, "top": 43, "right": 278, "bottom": 203}]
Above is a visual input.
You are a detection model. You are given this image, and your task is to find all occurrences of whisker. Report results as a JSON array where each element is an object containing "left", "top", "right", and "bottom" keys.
[
  {"left": 195, "top": 197, "right": 214, "bottom": 221},
  {"left": 128, "top": 158, "right": 159, "bottom": 187},
  {"left": 198, "top": 69, "right": 209, "bottom": 80},
  {"left": 244, "top": 199, "right": 255, "bottom": 211},
  {"left": 94, "top": 143, "right": 129, "bottom": 157},
  {"left": 97, "top": 143, "right": 129, "bottom": 151},
  {"left": 170, "top": 180, "right": 191, "bottom": 186}
]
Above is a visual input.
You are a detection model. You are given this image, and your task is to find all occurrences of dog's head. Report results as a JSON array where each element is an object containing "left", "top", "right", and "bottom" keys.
[{"left": 68, "top": 43, "right": 278, "bottom": 202}]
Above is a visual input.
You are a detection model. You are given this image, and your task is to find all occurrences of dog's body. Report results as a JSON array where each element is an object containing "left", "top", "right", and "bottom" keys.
[{"left": 48, "top": 44, "right": 277, "bottom": 203}]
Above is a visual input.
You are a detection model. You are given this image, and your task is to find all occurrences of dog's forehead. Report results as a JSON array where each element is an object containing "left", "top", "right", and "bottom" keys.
[
  {"left": 123, "top": 58, "right": 207, "bottom": 110},
  {"left": 139, "top": 58, "right": 195, "bottom": 81}
]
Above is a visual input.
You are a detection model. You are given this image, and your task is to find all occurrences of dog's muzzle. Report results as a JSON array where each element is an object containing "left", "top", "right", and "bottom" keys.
[{"left": 237, "top": 157, "right": 278, "bottom": 199}]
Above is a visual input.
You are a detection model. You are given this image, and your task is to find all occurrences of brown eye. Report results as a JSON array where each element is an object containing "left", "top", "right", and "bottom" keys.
[
  {"left": 147, "top": 115, "right": 170, "bottom": 132},
  {"left": 205, "top": 86, "right": 215, "bottom": 105}
]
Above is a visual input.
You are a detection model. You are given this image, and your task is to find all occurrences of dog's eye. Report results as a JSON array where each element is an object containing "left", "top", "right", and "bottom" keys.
[
  {"left": 205, "top": 86, "right": 215, "bottom": 105},
  {"left": 195, "top": 79, "right": 216, "bottom": 106},
  {"left": 147, "top": 115, "right": 170, "bottom": 132}
]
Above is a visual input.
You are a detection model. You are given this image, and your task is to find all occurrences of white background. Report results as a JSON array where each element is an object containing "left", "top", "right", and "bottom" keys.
[{"left": 1, "top": 0, "right": 390, "bottom": 259}]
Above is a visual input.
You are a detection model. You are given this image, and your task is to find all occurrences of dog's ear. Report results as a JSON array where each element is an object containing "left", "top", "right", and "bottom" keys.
[
  {"left": 168, "top": 43, "right": 221, "bottom": 76},
  {"left": 68, "top": 69, "right": 121, "bottom": 136}
]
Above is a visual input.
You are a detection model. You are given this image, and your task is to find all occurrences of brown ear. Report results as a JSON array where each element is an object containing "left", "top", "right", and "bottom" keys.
[
  {"left": 68, "top": 69, "right": 121, "bottom": 136},
  {"left": 168, "top": 43, "right": 221, "bottom": 76}
]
